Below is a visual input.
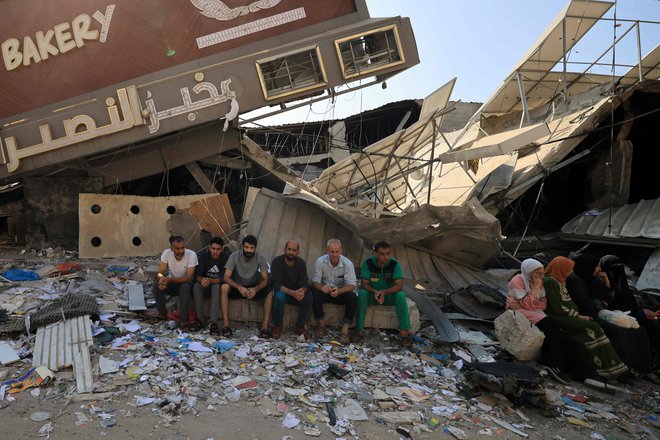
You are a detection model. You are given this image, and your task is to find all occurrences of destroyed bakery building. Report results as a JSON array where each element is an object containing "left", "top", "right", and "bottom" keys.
[
  {"left": 1, "top": 1, "right": 660, "bottom": 438},
  {"left": 1, "top": 2, "right": 659, "bottom": 307},
  {"left": 0, "top": 0, "right": 419, "bottom": 250}
]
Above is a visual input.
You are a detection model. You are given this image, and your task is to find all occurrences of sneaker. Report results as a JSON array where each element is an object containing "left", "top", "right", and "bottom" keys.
[{"left": 546, "top": 367, "right": 570, "bottom": 385}]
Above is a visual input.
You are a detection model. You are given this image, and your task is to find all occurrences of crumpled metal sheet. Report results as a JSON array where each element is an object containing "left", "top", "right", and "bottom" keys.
[{"left": 0, "top": 293, "right": 99, "bottom": 334}]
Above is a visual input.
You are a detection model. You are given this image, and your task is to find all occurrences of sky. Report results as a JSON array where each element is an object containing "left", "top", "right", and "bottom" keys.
[{"left": 242, "top": 0, "right": 660, "bottom": 127}]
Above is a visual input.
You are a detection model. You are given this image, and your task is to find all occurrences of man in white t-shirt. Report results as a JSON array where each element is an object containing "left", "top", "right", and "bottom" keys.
[{"left": 150, "top": 235, "right": 198, "bottom": 329}]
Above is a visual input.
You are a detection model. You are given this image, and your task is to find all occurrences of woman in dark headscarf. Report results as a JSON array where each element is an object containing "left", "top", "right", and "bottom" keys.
[
  {"left": 544, "top": 256, "right": 628, "bottom": 381},
  {"left": 566, "top": 254, "right": 651, "bottom": 374},
  {"left": 600, "top": 255, "right": 660, "bottom": 371}
]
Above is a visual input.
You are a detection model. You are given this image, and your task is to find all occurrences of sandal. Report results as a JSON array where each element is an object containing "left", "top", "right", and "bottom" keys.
[
  {"left": 182, "top": 320, "right": 204, "bottom": 332},
  {"left": 316, "top": 326, "right": 327, "bottom": 338},
  {"left": 351, "top": 331, "right": 365, "bottom": 343},
  {"left": 339, "top": 333, "right": 350, "bottom": 345},
  {"left": 258, "top": 327, "right": 272, "bottom": 339},
  {"left": 401, "top": 336, "right": 413, "bottom": 350},
  {"left": 209, "top": 323, "right": 220, "bottom": 337},
  {"left": 143, "top": 309, "right": 167, "bottom": 322},
  {"left": 221, "top": 326, "right": 234, "bottom": 338}
]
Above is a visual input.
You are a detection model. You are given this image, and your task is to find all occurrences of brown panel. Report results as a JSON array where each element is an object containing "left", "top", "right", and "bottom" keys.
[
  {"left": 0, "top": 0, "right": 357, "bottom": 119},
  {"left": 187, "top": 194, "right": 238, "bottom": 241}
]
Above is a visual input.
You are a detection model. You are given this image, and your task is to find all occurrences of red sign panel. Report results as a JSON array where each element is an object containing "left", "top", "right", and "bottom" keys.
[{"left": 0, "top": 0, "right": 357, "bottom": 120}]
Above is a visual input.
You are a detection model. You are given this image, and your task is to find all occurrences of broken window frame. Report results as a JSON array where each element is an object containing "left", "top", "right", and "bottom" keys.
[
  {"left": 255, "top": 45, "right": 328, "bottom": 101},
  {"left": 334, "top": 24, "right": 405, "bottom": 79}
]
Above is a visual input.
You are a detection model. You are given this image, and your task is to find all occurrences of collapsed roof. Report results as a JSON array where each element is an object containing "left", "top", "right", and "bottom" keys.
[{"left": 243, "top": 0, "right": 659, "bottom": 267}]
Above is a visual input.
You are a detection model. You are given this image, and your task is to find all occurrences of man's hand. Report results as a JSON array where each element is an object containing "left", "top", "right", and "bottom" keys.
[
  {"left": 330, "top": 287, "right": 339, "bottom": 298},
  {"left": 201, "top": 277, "right": 210, "bottom": 288},
  {"left": 322, "top": 284, "right": 332, "bottom": 294},
  {"left": 578, "top": 314, "right": 592, "bottom": 321},
  {"left": 158, "top": 276, "right": 168, "bottom": 291},
  {"left": 294, "top": 289, "right": 306, "bottom": 301},
  {"left": 238, "top": 286, "right": 249, "bottom": 298},
  {"left": 374, "top": 290, "right": 385, "bottom": 304},
  {"left": 245, "top": 287, "right": 256, "bottom": 299}
]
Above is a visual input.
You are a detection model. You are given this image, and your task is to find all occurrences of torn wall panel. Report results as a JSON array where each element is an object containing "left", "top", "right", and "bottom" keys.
[{"left": 79, "top": 193, "right": 235, "bottom": 257}]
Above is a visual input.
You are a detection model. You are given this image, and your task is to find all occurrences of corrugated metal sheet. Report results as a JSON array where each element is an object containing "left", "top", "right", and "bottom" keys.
[
  {"left": 33, "top": 315, "right": 94, "bottom": 393},
  {"left": 244, "top": 188, "right": 504, "bottom": 292},
  {"left": 560, "top": 198, "right": 660, "bottom": 246}
]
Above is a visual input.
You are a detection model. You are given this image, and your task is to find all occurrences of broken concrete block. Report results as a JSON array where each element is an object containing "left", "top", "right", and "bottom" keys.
[{"left": 494, "top": 310, "right": 544, "bottom": 361}]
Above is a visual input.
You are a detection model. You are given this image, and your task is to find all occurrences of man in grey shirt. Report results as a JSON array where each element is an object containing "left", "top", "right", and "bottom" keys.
[
  {"left": 311, "top": 239, "right": 358, "bottom": 343},
  {"left": 220, "top": 235, "right": 272, "bottom": 338}
]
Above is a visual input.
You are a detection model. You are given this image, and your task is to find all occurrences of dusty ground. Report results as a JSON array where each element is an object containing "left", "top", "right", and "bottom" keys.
[{"left": 0, "top": 245, "right": 659, "bottom": 440}]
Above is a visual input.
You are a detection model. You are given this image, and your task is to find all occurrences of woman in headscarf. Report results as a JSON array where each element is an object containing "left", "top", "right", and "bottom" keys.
[
  {"left": 566, "top": 254, "right": 651, "bottom": 374},
  {"left": 507, "top": 258, "right": 571, "bottom": 383},
  {"left": 543, "top": 256, "right": 629, "bottom": 381},
  {"left": 600, "top": 255, "right": 660, "bottom": 372}
]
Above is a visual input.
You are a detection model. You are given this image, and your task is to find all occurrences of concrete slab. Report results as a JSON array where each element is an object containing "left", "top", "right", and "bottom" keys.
[{"left": 196, "top": 296, "right": 420, "bottom": 332}]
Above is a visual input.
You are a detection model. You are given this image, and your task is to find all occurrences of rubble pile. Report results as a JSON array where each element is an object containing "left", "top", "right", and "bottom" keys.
[{"left": 0, "top": 251, "right": 658, "bottom": 439}]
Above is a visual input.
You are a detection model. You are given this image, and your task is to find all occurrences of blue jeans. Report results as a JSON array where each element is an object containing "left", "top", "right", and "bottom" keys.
[{"left": 272, "top": 290, "right": 313, "bottom": 328}]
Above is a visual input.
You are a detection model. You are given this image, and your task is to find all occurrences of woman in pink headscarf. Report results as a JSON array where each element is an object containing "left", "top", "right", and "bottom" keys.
[{"left": 507, "top": 258, "right": 570, "bottom": 383}]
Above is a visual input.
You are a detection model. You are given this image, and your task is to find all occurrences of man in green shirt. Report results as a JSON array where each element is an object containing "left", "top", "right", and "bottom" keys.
[{"left": 355, "top": 241, "right": 411, "bottom": 348}]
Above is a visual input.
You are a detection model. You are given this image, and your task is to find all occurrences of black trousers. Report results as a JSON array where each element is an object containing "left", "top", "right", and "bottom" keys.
[
  {"left": 535, "top": 316, "right": 569, "bottom": 369},
  {"left": 311, "top": 286, "right": 357, "bottom": 325}
]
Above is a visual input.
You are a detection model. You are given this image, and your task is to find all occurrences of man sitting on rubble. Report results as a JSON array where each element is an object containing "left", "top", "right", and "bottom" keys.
[
  {"left": 270, "top": 240, "right": 313, "bottom": 339},
  {"left": 193, "top": 237, "right": 231, "bottom": 336},
  {"left": 311, "top": 238, "right": 358, "bottom": 344},
  {"left": 355, "top": 241, "right": 412, "bottom": 349},
  {"left": 220, "top": 235, "right": 273, "bottom": 338},
  {"left": 149, "top": 235, "right": 198, "bottom": 330}
]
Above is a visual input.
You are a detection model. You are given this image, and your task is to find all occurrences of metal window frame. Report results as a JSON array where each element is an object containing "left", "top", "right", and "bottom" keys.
[
  {"left": 255, "top": 45, "right": 328, "bottom": 101},
  {"left": 334, "top": 24, "right": 405, "bottom": 80}
]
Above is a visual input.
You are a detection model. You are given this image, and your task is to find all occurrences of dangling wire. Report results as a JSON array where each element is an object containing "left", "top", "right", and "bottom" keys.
[{"left": 607, "top": 0, "right": 618, "bottom": 234}]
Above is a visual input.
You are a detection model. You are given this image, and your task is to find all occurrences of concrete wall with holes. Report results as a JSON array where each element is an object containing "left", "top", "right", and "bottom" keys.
[{"left": 78, "top": 194, "right": 211, "bottom": 258}]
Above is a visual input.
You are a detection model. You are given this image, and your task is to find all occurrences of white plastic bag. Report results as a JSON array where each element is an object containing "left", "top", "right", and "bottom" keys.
[
  {"left": 494, "top": 310, "right": 545, "bottom": 361},
  {"left": 597, "top": 309, "right": 639, "bottom": 329}
]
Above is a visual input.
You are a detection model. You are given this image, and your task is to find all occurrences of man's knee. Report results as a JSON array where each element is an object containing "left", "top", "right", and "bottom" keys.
[
  {"left": 274, "top": 290, "right": 287, "bottom": 303},
  {"left": 394, "top": 291, "right": 407, "bottom": 304}
]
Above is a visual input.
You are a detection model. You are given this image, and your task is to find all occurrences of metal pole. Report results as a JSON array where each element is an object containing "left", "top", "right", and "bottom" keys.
[
  {"left": 427, "top": 120, "right": 437, "bottom": 205},
  {"left": 562, "top": 18, "right": 568, "bottom": 101},
  {"left": 636, "top": 21, "right": 643, "bottom": 82},
  {"left": 516, "top": 71, "right": 531, "bottom": 128}
]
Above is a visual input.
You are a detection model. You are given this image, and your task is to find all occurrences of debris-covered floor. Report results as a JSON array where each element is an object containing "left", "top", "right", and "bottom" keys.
[{"left": 1, "top": 248, "right": 659, "bottom": 440}]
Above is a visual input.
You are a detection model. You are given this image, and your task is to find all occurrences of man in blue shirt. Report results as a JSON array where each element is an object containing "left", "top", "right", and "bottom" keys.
[{"left": 311, "top": 239, "right": 358, "bottom": 344}]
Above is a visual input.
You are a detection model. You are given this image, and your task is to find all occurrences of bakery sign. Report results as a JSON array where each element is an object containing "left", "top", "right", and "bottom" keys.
[{"left": 1, "top": 5, "right": 115, "bottom": 72}]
